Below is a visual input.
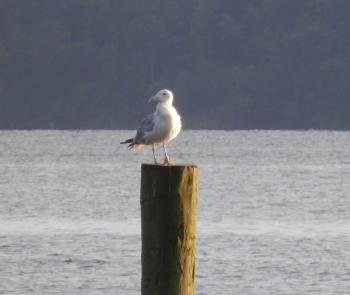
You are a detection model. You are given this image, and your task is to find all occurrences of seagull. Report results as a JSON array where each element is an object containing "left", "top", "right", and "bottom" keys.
[{"left": 120, "top": 89, "right": 182, "bottom": 165}]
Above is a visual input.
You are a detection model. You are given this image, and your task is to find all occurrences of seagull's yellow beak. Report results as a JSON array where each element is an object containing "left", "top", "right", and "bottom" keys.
[{"left": 148, "top": 96, "right": 157, "bottom": 103}]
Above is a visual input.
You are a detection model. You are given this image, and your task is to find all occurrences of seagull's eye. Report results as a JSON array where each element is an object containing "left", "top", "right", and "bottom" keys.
[{"left": 162, "top": 93, "right": 167, "bottom": 96}]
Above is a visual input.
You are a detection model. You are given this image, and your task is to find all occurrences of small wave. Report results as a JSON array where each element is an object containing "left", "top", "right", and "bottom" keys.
[
  {"left": 0, "top": 219, "right": 140, "bottom": 236},
  {"left": 198, "top": 220, "right": 350, "bottom": 239}
]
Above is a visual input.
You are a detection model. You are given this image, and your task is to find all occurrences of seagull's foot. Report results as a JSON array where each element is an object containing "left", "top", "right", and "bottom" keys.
[{"left": 163, "top": 156, "right": 174, "bottom": 165}]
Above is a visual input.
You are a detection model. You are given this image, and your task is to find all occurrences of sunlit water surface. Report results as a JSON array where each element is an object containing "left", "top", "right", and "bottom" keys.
[{"left": 1, "top": 130, "right": 350, "bottom": 294}]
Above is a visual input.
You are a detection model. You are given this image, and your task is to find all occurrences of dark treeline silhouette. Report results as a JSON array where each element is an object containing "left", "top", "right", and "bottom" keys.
[{"left": 0, "top": 0, "right": 349, "bottom": 129}]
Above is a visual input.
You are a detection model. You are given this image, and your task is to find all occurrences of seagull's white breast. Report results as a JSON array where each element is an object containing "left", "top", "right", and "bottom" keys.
[{"left": 144, "top": 103, "right": 181, "bottom": 145}]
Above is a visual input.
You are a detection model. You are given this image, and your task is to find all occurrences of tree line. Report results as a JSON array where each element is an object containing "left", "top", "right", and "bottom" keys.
[{"left": 0, "top": 0, "right": 349, "bottom": 129}]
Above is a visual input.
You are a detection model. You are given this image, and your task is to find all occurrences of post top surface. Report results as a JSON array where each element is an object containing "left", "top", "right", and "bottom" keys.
[{"left": 141, "top": 163, "right": 198, "bottom": 169}]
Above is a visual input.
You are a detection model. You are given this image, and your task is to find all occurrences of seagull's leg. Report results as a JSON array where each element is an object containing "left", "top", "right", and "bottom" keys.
[
  {"left": 163, "top": 144, "right": 172, "bottom": 165},
  {"left": 152, "top": 144, "right": 158, "bottom": 164}
]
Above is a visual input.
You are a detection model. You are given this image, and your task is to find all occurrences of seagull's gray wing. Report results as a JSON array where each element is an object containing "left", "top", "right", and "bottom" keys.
[{"left": 134, "top": 113, "right": 155, "bottom": 143}]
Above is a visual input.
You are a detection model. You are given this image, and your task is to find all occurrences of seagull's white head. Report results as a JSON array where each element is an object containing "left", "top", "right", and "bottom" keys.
[{"left": 149, "top": 89, "right": 174, "bottom": 105}]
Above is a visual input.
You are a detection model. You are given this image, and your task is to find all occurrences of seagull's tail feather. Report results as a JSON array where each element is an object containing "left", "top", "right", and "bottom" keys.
[
  {"left": 120, "top": 138, "right": 133, "bottom": 144},
  {"left": 128, "top": 143, "right": 144, "bottom": 150},
  {"left": 121, "top": 138, "right": 144, "bottom": 150}
]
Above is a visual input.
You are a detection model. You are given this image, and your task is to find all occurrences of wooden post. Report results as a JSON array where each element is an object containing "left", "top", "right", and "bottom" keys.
[{"left": 140, "top": 163, "right": 198, "bottom": 295}]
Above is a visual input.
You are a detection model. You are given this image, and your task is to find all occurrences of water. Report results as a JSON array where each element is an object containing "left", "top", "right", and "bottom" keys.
[{"left": 1, "top": 130, "right": 350, "bottom": 294}]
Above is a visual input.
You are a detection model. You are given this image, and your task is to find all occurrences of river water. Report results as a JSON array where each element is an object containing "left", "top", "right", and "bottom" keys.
[{"left": 0, "top": 130, "right": 349, "bottom": 294}]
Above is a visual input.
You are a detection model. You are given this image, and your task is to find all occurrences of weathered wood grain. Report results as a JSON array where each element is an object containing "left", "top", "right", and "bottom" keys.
[{"left": 140, "top": 164, "right": 198, "bottom": 295}]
